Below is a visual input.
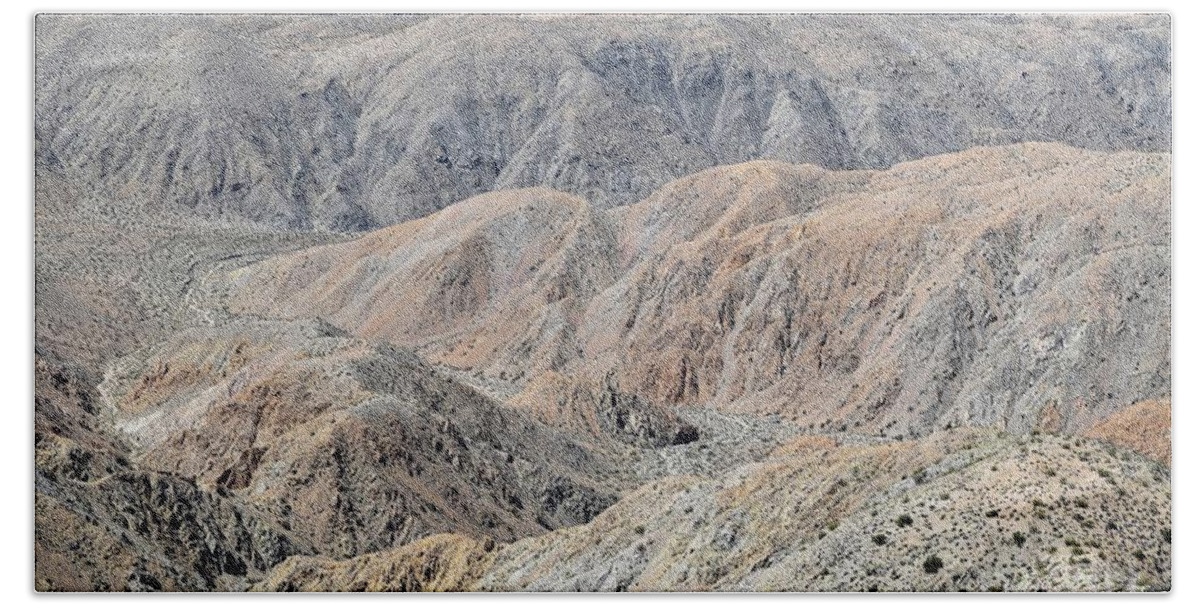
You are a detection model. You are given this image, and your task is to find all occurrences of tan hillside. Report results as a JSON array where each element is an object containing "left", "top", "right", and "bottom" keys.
[
  {"left": 227, "top": 143, "right": 1170, "bottom": 440},
  {"left": 1085, "top": 399, "right": 1171, "bottom": 465},
  {"left": 254, "top": 534, "right": 495, "bottom": 592}
]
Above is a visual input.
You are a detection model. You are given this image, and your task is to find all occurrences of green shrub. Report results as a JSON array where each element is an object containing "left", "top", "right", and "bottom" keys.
[{"left": 923, "top": 555, "right": 944, "bottom": 574}]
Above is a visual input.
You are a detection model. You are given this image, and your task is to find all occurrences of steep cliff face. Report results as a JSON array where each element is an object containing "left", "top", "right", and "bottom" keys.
[
  {"left": 227, "top": 143, "right": 1170, "bottom": 439},
  {"left": 36, "top": 14, "right": 1170, "bottom": 230}
]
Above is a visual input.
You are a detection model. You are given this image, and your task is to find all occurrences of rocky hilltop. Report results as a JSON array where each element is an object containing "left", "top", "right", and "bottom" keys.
[{"left": 36, "top": 14, "right": 1170, "bottom": 230}]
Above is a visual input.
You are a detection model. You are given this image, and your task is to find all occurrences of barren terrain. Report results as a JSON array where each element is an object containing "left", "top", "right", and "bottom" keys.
[{"left": 34, "top": 14, "right": 1171, "bottom": 592}]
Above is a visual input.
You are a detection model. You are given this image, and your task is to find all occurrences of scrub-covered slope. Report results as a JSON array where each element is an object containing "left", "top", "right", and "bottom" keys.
[{"left": 257, "top": 429, "right": 1171, "bottom": 592}]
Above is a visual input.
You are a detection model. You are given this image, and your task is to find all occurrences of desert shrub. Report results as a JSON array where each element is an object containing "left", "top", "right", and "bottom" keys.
[
  {"left": 985, "top": 509, "right": 1000, "bottom": 518},
  {"left": 1012, "top": 531, "right": 1027, "bottom": 547},
  {"left": 872, "top": 534, "right": 887, "bottom": 546},
  {"left": 923, "top": 555, "right": 944, "bottom": 574},
  {"left": 896, "top": 514, "right": 914, "bottom": 527},
  {"left": 634, "top": 525, "right": 645, "bottom": 535}
]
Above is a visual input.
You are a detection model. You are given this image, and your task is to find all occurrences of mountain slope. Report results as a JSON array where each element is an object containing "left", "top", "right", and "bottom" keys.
[
  {"left": 226, "top": 143, "right": 1170, "bottom": 440},
  {"left": 36, "top": 14, "right": 1170, "bottom": 230},
  {"left": 97, "top": 318, "right": 629, "bottom": 559},
  {"left": 35, "top": 353, "right": 310, "bottom": 592},
  {"left": 255, "top": 429, "right": 1171, "bottom": 592}
]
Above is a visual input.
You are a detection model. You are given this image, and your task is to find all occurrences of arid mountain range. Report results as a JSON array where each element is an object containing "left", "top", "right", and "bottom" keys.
[
  {"left": 35, "top": 14, "right": 1170, "bottom": 592},
  {"left": 37, "top": 14, "right": 1169, "bottom": 229}
]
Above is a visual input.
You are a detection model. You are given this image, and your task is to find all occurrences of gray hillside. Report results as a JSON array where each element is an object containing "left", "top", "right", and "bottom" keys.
[{"left": 35, "top": 13, "right": 1170, "bottom": 230}]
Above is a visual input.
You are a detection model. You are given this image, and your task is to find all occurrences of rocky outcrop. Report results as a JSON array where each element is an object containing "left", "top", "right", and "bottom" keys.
[
  {"left": 509, "top": 371, "right": 695, "bottom": 448},
  {"left": 36, "top": 470, "right": 308, "bottom": 591}
]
